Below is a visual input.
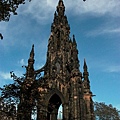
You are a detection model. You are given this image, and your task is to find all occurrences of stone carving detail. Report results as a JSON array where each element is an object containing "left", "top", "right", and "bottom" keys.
[{"left": 18, "top": 0, "right": 95, "bottom": 120}]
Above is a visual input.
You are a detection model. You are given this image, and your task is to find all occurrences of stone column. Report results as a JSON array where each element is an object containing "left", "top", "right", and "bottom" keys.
[
  {"left": 63, "top": 103, "right": 69, "bottom": 120},
  {"left": 50, "top": 108, "right": 58, "bottom": 120}
]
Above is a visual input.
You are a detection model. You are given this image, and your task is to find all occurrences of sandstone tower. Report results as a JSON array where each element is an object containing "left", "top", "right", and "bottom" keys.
[{"left": 19, "top": 0, "right": 95, "bottom": 120}]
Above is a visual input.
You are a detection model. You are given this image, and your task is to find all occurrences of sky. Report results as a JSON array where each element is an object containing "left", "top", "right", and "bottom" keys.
[{"left": 0, "top": 0, "right": 120, "bottom": 111}]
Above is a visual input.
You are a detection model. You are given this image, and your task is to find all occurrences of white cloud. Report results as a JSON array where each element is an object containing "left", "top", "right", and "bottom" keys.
[
  {"left": 87, "top": 27, "right": 120, "bottom": 37},
  {"left": 0, "top": 70, "right": 24, "bottom": 81},
  {"left": 18, "top": 59, "right": 26, "bottom": 66},
  {"left": 18, "top": 0, "right": 120, "bottom": 23},
  {"left": 0, "top": 72, "right": 11, "bottom": 80},
  {"left": 18, "top": 0, "right": 58, "bottom": 23},
  {"left": 75, "top": 0, "right": 120, "bottom": 16},
  {"left": 88, "top": 58, "right": 120, "bottom": 74},
  {"left": 105, "top": 65, "right": 120, "bottom": 73},
  {"left": 103, "top": 28, "right": 120, "bottom": 34}
]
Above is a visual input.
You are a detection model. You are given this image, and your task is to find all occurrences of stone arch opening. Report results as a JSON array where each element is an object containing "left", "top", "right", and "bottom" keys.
[{"left": 47, "top": 93, "right": 63, "bottom": 120}]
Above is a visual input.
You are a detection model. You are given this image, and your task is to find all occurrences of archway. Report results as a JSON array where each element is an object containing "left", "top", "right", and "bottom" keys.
[{"left": 47, "top": 94, "right": 62, "bottom": 120}]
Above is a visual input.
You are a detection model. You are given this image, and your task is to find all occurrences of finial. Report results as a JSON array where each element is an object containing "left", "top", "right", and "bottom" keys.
[
  {"left": 83, "top": 59, "right": 90, "bottom": 88},
  {"left": 30, "top": 44, "right": 34, "bottom": 59},
  {"left": 73, "top": 35, "right": 77, "bottom": 45},
  {"left": 83, "top": 58, "right": 88, "bottom": 72},
  {"left": 73, "top": 35, "right": 75, "bottom": 41},
  {"left": 26, "top": 44, "right": 35, "bottom": 78},
  {"left": 57, "top": 0, "right": 65, "bottom": 16},
  {"left": 54, "top": 11, "right": 57, "bottom": 17}
]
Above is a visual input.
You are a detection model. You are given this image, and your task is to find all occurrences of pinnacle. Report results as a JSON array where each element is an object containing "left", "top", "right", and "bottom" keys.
[
  {"left": 29, "top": 44, "right": 34, "bottom": 61},
  {"left": 58, "top": 0, "right": 64, "bottom": 5},
  {"left": 84, "top": 58, "right": 86, "bottom": 65},
  {"left": 83, "top": 58, "right": 88, "bottom": 71},
  {"left": 57, "top": 0, "right": 65, "bottom": 16},
  {"left": 73, "top": 35, "right": 76, "bottom": 44}
]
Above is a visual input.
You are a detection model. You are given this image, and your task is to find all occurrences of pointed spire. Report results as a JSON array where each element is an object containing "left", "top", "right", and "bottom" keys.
[
  {"left": 51, "top": 0, "right": 70, "bottom": 34},
  {"left": 73, "top": 35, "right": 77, "bottom": 46},
  {"left": 83, "top": 59, "right": 90, "bottom": 89},
  {"left": 54, "top": 11, "right": 57, "bottom": 17},
  {"left": 83, "top": 58, "right": 88, "bottom": 72},
  {"left": 29, "top": 44, "right": 34, "bottom": 63},
  {"left": 83, "top": 59, "right": 89, "bottom": 78},
  {"left": 83, "top": 59, "right": 91, "bottom": 93},
  {"left": 26, "top": 44, "right": 35, "bottom": 79},
  {"left": 27, "top": 44, "right": 35, "bottom": 72},
  {"left": 57, "top": 0, "right": 65, "bottom": 16}
]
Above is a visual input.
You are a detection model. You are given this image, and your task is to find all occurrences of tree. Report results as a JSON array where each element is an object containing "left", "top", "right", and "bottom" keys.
[
  {"left": 0, "top": 72, "right": 24, "bottom": 119},
  {"left": 0, "top": 0, "right": 31, "bottom": 40},
  {"left": 94, "top": 102, "right": 120, "bottom": 120},
  {"left": 0, "top": 98, "right": 16, "bottom": 120},
  {"left": 0, "top": 70, "right": 46, "bottom": 120},
  {"left": 0, "top": 0, "right": 32, "bottom": 22}
]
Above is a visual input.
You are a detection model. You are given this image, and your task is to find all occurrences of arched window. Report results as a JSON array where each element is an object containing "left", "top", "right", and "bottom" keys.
[{"left": 47, "top": 94, "right": 63, "bottom": 120}]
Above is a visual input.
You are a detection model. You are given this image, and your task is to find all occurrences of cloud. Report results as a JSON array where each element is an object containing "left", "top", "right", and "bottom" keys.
[
  {"left": 87, "top": 27, "right": 120, "bottom": 37},
  {"left": 18, "top": 0, "right": 58, "bottom": 23},
  {"left": 74, "top": 0, "right": 120, "bottom": 16},
  {"left": 17, "top": 0, "right": 120, "bottom": 23},
  {"left": 105, "top": 65, "right": 120, "bottom": 73},
  {"left": 103, "top": 28, "right": 120, "bottom": 34},
  {"left": 0, "top": 72, "right": 11, "bottom": 80},
  {"left": 18, "top": 59, "right": 26, "bottom": 66},
  {"left": 88, "top": 58, "right": 120, "bottom": 74},
  {"left": 0, "top": 71, "right": 24, "bottom": 81}
]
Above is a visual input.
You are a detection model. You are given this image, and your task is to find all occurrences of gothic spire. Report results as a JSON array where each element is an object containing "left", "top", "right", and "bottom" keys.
[
  {"left": 50, "top": 0, "right": 70, "bottom": 37},
  {"left": 71, "top": 35, "right": 80, "bottom": 70},
  {"left": 83, "top": 59, "right": 88, "bottom": 72},
  {"left": 83, "top": 59, "right": 89, "bottom": 79},
  {"left": 73, "top": 35, "right": 77, "bottom": 46},
  {"left": 29, "top": 44, "right": 34, "bottom": 62},
  {"left": 57, "top": 0, "right": 65, "bottom": 16},
  {"left": 83, "top": 59, "right": 94, "bottom": 120},
  {"left": 83, "top": 59, "right": 91, "bottom": 92},
  {"left": 26, "top": 44, "right": 35, "bottom": 78}
]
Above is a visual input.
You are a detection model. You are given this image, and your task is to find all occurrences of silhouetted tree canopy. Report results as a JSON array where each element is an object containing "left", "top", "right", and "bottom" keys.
[
  {"left": 0, "top": 0, "right": 31, "bottom": 22},
  {"left": 0, "top": 72, "right": 24, "bottom": 118},
  {"left": 0, "top": 0, "right": 31, "bottom": 40},
  {"left": 0, "top": 97, "right": 16, "bottom": 119},
  {"left": 0, "top": 71, "right": 42, "bottom": 119},
  {"left": 0, "top": 72, "right": 24, "bottom": 103},
  {"left": 94, "top": 102, "right": 120, "bottom": 120}
]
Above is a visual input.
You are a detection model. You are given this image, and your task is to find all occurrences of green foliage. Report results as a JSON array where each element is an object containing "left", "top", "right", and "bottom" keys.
[
  {"left": 0, "top": 72, "right": 25, "bottom": 118},
  {"left": 0, "top": 0, "right": 31, "bottom": 39},
  {"left": 0, "top": 99, "right": 16, "bottom": 119},
  {"left": 94, "top": 102, "right": 120, "bottom": 120},
  {"left": 0, "top": 71, "right": 40, "bottom": 119},
  {"left": 0, "top": 72, "right": 24, "bottom": 104},
  {"left": 0, "top": 0, "right": 31, "bottom": 22}
]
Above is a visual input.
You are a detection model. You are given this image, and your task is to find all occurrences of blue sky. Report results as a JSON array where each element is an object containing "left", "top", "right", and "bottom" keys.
[{"left": 0, "top": 0, "right": 120, "bottom": 110}]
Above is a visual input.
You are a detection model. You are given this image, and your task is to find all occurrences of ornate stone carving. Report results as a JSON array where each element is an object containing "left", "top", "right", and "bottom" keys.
[{"left": 19, "top": 0, "right": 95, "bottom": 120}]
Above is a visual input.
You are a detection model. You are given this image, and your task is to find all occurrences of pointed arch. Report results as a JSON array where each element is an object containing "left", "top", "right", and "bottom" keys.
[{"left": 45, "top": 88, "right": 66, "bottom": 105}]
